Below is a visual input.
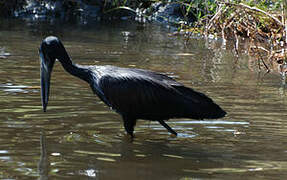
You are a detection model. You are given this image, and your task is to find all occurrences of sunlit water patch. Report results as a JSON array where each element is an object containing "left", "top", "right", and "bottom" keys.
[{"left": 0, "top": 83, "right": 39, "bottom": 93}]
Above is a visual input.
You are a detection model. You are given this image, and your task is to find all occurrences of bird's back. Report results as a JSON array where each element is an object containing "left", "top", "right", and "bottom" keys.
[{"left": 89, "top": 65, "right": 226, "bottom": 120}]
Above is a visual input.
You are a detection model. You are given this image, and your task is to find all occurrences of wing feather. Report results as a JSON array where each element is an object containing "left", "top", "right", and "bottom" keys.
[
  {"left": 96, "top": 67, "right": 192, "bottom": 120},
  {"left": 91, "top": 66, "right": 225, "bottom": 120}
]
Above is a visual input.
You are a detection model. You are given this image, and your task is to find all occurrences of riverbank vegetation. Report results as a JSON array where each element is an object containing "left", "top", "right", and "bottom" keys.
[
  {"left": 1, "top": 0, "right": 286, "bottom": 75},
  {"left": 164, "top": 0, "right": 286, "bottom": 75},
  {"left": 196, "top": 1, "right": 287, "bottom": 76}
]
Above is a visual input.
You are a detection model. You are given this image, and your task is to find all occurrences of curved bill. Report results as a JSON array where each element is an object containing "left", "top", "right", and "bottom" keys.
[{"left": 39, "top": 48, "right": 54, "bottom": 112}]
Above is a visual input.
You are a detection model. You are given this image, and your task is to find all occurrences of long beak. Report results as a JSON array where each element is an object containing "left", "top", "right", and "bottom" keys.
[{"left": 39, "top": 48, "right": 54, "bottom": 112}]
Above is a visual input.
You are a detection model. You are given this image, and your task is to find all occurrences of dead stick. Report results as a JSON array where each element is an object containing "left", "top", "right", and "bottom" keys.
[{"left": 206, "top": 4, "right": 224, "bottom": 31}]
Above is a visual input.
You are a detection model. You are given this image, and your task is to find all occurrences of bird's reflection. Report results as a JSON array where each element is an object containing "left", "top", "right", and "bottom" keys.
[{"left": 38, "top": 132, "right": 50, "bottom": 180}]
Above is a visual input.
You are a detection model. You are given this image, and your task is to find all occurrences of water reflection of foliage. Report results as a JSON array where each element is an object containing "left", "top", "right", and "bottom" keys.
[{"left": 204, "top": 2, "right": 287, "bottom": 77}]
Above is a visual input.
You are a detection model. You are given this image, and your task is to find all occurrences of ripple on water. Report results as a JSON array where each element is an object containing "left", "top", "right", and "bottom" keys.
[
  {"left": 0, "top": 83, "right": 39, "bottom": 94},
  {"left": 173, "top": 120, "right": 250, "bottom": 125}
]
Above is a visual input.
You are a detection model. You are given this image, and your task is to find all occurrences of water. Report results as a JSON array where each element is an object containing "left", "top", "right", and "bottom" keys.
[{"left": 0, "top": 19, "right": 287, "bottom": 179}]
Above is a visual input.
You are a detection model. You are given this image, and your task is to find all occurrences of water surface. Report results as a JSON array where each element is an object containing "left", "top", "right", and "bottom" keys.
[{"left": 0, "top": 19, "right": 287, "bottom": 179}]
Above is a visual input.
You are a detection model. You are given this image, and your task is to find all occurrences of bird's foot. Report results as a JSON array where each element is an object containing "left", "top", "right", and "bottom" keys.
[
  {"left": 125, "top": 132, "right": 134, "bottom": 142},
  {"left": 128, "top": 131, "right": 134, "bottom": 138},
  {"left": 123, "top": 118, "right": 136, "bottom": 140}
]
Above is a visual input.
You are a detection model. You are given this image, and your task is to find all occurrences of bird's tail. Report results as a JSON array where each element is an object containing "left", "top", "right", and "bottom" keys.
[
  {"left": 175, "top": 86, "right": 226, "bottom": 119},
  {"left": 198, "top": 102, "right": 226, "bottom": 119}
]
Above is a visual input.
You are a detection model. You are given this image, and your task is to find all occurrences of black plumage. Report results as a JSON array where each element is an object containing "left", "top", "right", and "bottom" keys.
[{"left": 39, "top": 36, "right": 226, "bottom": 137}]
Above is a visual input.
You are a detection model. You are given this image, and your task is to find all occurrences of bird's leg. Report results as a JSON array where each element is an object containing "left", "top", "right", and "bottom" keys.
[
  {"left": 122, "top": 116, "right": 136, "bottom": 138},
  {"left": 158, "top": 120, "right": 177, "bottom": 136}
]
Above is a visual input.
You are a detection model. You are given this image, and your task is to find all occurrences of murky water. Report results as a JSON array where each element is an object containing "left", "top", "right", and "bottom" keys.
[{"left": 0, "top": 19, "right": 287, "bottom": 179}]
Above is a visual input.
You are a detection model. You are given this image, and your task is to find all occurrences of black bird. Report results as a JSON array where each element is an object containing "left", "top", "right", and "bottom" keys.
[{"left": 39, "top": 36, "right": 226, "bottom": 137}]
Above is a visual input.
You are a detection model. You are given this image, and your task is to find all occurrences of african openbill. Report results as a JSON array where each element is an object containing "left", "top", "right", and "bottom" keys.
[{"left": 39, "top": 36, "right": 226, "bottom": 137}]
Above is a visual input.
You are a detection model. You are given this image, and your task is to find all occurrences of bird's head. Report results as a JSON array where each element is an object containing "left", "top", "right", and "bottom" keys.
[{"left": 39, "top": 36, "right": 65, "bottom": 112}]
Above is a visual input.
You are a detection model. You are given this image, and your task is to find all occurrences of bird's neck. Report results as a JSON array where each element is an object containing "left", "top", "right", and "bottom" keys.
[{"left": 58, "top": 53, "right": 91, "bottom": 83}]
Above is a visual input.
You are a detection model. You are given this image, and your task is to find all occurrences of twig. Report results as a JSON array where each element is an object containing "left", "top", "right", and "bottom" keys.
[
  {"left": 284, "top": 1, "right": 287, "bottom": 46},
  {"left": 233, "top": 27, "right": 239, "bottom": 58},
  {"left": 206, "top": 4, "right": 224, "bottom": 32},
  {"left": 225, "top": 10, "right": 239, "bottom": 29},
  {"left": 249, "top": 46, "right": 269, "bottom": 53}
]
